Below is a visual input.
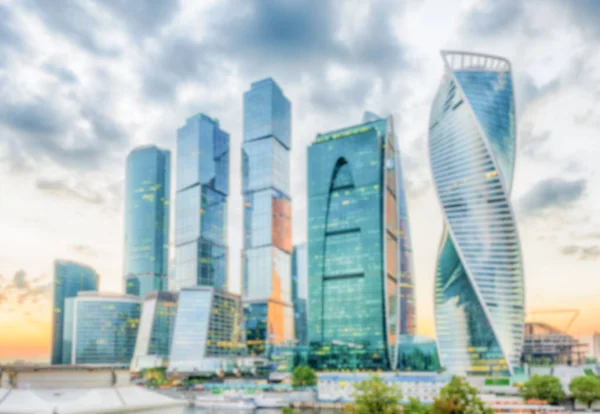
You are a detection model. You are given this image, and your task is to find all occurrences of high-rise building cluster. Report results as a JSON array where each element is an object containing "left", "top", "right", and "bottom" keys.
[{"left": 50, "top": 50, "right": 525, "bottom": 377}]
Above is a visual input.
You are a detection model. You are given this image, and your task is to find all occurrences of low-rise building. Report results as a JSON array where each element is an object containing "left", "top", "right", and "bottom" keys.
[
  {"left": 64, "top": 292, "right": 141, "bottom": 365},
  {"left": 317, "top": 373, "right": 449, "bottom": 403},
  {"left": 131, "top": 291, "right": 178, "bottom": 372},
  {"left": 168, "top": 287, "right": 245, "bottom": 376}
]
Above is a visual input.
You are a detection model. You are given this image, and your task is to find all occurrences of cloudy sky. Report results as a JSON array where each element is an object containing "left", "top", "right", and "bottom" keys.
[{"left": 1, "top": 0, "right": 599, "bottom": 362}]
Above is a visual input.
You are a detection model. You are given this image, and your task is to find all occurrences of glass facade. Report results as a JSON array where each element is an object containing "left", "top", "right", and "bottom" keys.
[
  {"left": 51, "top": 260, "right": 98, "bottom": 364},
  {"left": 242, "top": 78, "right": 294, "bottom": 353},
  {"left": 175, "top": 113, "right": 229, "bottom": 291},
  {"left": 168, "top": 287, "right": 244, "bottom": 374},
  {"left": 292, "top": 244, "right": 308, "bottom": 346},
  {"left": 124, "top": 146, "right": 170, "bottom": 299},
  {"left": 429, "top": 51, "right": 524, "bottom": 376},
  {"left": 396, "top": 152, "right": 416, "bottom": 335},
  {"left": 69, "top": 293, "right": 141, "bottom": 365},
  {"left": 307, "top": 113, "right": 405, "bottom": 371},
  {"left": 397, "top": 335, "right": 440, "bottom": 372},
  {"left": 131, "top": 291, "right": 178, "bottom": 372}
]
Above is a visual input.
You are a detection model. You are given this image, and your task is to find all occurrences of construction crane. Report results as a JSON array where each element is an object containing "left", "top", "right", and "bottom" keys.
[{"left": 526, "top": 309, "right": 580, "bottom": 333}]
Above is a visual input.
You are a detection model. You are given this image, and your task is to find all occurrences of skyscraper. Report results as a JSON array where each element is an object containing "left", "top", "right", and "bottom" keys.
[
  {"left": 51, "top": 260, "right": 98, "bottom": 365},
  {"left": 396, "top": 152, "right": 416, "bottom": 335},
  {"left": 292, "top": 243, "right": 308, "bottom": 346},
  {"left": 429, "top": 51, "right": 524, "bottom": 376},
  {"left": 242, "top": 78, "right": 293, "bottom": 354},
  {"left": 124, "top": 145, "right": 170, "bottom": 299},
  {"left": 65, "top": 292, "right": 141, "bottom": 365},
  {"left": 307, "top": 112, "right": 405, "bottom": 370},
  {"left": 131, "top": 291, "right": 178, "bottom": 372},
  {"left": 174, "top": 113, "right": 229, "bottom": 291}
]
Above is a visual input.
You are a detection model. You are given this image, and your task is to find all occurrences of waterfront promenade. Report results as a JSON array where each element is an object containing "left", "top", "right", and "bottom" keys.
[{"left": 0, "top": 365, "right": 186, "bottom": 414}]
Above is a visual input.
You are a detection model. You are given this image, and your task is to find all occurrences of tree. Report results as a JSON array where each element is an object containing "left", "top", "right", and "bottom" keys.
[
  {"left": 432, "top": 376, "right": 492, "bottom": 414},
  {"left": 569, "top": 375, "right": 600, "bottom": 409},
  {"left": 404, "top": 397, "right": 431, "bottom": 414},
  {"left": 291, "top": 366, "right": 317, "bottom": 388},
  {"left": 519, "top": 375, "right": 565, "bottom": 405},
  {"left": 345, "top": 375, "right": 403, "bottom": 414}
]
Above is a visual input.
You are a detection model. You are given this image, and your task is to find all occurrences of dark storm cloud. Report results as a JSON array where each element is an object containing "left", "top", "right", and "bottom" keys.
[
  {"left": 462, "top": 0, "right": 524, "bottom": 36},
  {"left": 24, "top": 0, "right": 119, "bottom": 56},
  {"left": 560, "top": 245, "right": 600, "bottom": 261},
  {"left": 35, "top": 178, "right": 105, "bottom": 205},
  {"left": 518, "top": 178, "right": 586, "bottom": 215},
  {"left": 95, "top": 0, "right": 180, "bottom": 37}
]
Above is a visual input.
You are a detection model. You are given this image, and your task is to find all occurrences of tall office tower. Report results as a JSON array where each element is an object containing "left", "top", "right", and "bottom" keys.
[
  {"left": 168, "top": 287, "right": 244, "bottom": 374},
  {"left": 396, "top": 152, "right": 416, "bottom": 335},
  {"left": 131, "top": 292, "right": 178, "bottom": 372},
  {"left": 292, "top": 244, "right": 308, "bottom": 346},
  {"left": 124, "top": 146, "right": 170, "bottom": 299},
  {"left": 51, "top": 260, "right": 98, "bottom": 364},
  {"left": 307, "top": 112, "right": 404, "bottom": 371},
  {"left": 175, "top": 114, "right": 229, "bottom": 290},
  {"left": 64, "top": 292, "right": 141, "bottom": 365},
  {"left": 429, "top": 51, "right": 524, "bottom": 376},
  {"left": 242, "top": 78, "right": 293, "bottom": 354}
]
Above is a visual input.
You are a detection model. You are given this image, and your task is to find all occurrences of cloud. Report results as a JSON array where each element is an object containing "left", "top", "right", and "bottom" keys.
[
  {"left": 560, "top": 245, "right": 600, "bottom": 261},
  {"left": 518, "top": 178, "right": 586, "bottom": 215},
  {"left": 35, "top": 178, "right": 105, "bottom": 205},
  {"left": 519, "top": 127, "right": 551, "bottom": 160},
  {"left": 97, "top": 0, "right": 181, "bottom": 38},
  {"left": 556, "top": 0, "right": 600, "bottom": 38},
  {"left": 72, "top": 244, "right": 98, "bottom": 257},
  {"left": 0, "top": 4, "right": 27, "bottom": 65},
  {"left": 42, "top": 62, "right": 78, "bottom": 83},
  {"left": 141, "top": 0, "right": 408, "bottom": 101},
  {"left": 23, "top": 0, "right": 119, "bottom": 56},
  {"left": 462, "top": 0, "right": 524, "bottom": 36},
  {"left": 0, "top": 270, "right": 51, "bottom": 306},
  {"left": 141, "top": 36, "right": 215, "bottom": 101}
]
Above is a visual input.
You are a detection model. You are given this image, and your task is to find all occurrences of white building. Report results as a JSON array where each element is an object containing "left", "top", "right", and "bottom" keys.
[{"left": 317, "top": 373, "right": 449, "bottom": 403}]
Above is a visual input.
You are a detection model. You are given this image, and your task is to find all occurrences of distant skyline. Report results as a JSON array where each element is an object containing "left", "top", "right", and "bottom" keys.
[{"left": 1, "top": 0, "right": 600, "bottom": 362}]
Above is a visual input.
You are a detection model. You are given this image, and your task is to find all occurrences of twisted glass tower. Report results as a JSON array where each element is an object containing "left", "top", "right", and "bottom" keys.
[{"left": 429, "top": 51, "right": 524, "bottom": 376}]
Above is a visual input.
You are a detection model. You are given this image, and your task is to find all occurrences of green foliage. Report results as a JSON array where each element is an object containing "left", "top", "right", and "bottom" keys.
[
  {"left": 433, "top": 376, "right": 493, "bottom": 414},
  {"left": 346, "top": 375, "right": 403, "bottom": 414},
  {"left": 403, "top": 397, "right": 431, "bottom": 414},
  {"left": 282, "top": 407, "right": 298, "bottom": 414},
  {"left": 519, "top": 375, "right": 565, "bottom": 405},
  {"left": 291, "top": 365, "right": 317, "bottom": 388},
  {"left": 569, "top": 375, "right": 600, "bottom": 409}
]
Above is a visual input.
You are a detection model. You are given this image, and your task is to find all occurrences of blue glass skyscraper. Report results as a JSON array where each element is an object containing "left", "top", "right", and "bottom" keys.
[
  {"left": 429, "top": 51, "right": 524, "bottom": 376},
  {"left": 242, "top": 78, "right": 294, "bottom": 354},
  {"left": 307, "top": 113, "right": 406, "bottom": 370},
  {"left": 124, "top": 146, "right": 170, "bottom": 299},
  {"left": 292, "top": 244, "right": 308, "bottom": 346},
  {"left": 51, "top": 260, "right": 98, "bottom": 365},
  {"left": 174, "top": 113, "right": 229, "bottom": 291}
]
